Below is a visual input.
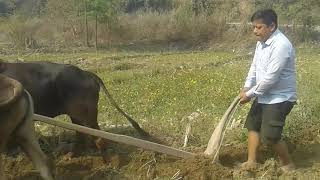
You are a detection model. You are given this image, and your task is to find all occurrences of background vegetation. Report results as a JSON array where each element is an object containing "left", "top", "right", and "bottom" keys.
[{"left": 0, "top": 0, "right": 319, "bottom": 51}]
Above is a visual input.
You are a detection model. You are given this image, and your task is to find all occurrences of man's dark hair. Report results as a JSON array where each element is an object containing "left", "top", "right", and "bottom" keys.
[{"left": 251, "top": 9, "right": 278, "bottom": 29}]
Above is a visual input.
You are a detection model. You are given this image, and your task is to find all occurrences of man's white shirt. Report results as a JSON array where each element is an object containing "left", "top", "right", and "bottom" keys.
[{"left": 244, "top": 29, "right": 297, "bottom": 104}]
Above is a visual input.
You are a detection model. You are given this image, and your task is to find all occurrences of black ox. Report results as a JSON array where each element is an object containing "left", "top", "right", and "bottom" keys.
[{"left": 0, "top": 60, "right": 148, "bottom": 155}]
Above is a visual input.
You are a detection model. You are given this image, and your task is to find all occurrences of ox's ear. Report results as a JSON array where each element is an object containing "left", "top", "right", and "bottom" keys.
[{"left": 0, "top": 74, "right": 23, "bottom": 109}]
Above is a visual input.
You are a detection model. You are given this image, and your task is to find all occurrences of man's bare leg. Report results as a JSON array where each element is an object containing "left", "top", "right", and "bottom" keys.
[
  {"left": 241, "top": 131, "right": 260, "bottom": 169},
  {"left": 272, "top": 140, "right": 295, "bottom": 172}
]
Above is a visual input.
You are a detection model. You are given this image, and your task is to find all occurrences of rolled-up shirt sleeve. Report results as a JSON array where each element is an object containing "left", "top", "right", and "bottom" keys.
[{"left": 246, "top": 43, "right": 291, "bottom": 98}]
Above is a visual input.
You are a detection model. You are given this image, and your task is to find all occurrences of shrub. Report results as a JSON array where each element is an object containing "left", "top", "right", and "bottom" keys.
[{"left": 5, "top": 16, "right": 42, "bottom": 49}]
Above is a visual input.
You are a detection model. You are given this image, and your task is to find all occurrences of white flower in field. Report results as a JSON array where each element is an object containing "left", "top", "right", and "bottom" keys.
[
  {"left": 141, "top": 118, "right": 147, "bottom": 123},
  {"left": 181, "top": 109, "right": 202, "bottom": 123},
  {"left": 187, "top": 111, "right": 200, "bottom": 121}
]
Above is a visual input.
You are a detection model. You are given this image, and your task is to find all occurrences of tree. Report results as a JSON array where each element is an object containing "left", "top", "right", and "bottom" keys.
[
  {"left": 47, "top": 0, "right": 86, "bottom": 45},
  {"left": 124, "top": 0, "right": 173, "bottom": 13},
  {"left": 86, "top": 0, "right": 123, "bottom": 49}
]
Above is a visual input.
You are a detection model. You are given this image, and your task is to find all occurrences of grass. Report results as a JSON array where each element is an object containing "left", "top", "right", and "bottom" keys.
[
  {"left": 92, "top": 51, "right": 249, "bottom": 145},
  {"left": 283, "top": 48, "right": 320, "bottom": 144},
  {"left": 1, "top": 48, "right": 319, "bottom": 148}
]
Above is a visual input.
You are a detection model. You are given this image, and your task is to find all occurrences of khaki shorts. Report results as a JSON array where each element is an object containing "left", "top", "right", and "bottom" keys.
[{"left": 245, "top": 99, "right": 295, "bottom": 144}]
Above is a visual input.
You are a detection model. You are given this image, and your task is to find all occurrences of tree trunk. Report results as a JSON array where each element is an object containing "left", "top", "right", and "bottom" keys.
[
  {"left": 95, "top": 13, "right": 98, "bottom": 50},
  {"left": 85, "top": 0, "right": 89, "bottom": 47},
  {"left": 239, "top": 0, "right": 251, "bottom": 33}
]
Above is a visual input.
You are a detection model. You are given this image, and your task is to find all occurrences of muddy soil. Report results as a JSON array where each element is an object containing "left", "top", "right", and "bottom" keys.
[{"left": 2, "top": 128, "right": 320, "bottom": 180}]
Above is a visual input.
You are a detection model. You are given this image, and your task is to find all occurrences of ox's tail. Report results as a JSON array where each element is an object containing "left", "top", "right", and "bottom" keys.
[{"left": 89, "top": 72, "right": 150, "bottom": 137}]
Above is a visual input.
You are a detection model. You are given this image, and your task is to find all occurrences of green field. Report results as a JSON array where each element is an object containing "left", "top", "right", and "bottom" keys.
[
  {"left": 1, "top": 49, "right": 319, "bottom": 145},
  {"left": 1, "top": 48, "right": 320, "bottom": 179}
]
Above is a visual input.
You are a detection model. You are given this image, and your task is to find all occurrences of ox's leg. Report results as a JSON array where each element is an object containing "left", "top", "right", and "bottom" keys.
[
  {"left": 14, "top": 94, "right": 54, "bottom": 180},
  {"left": 84, "top": 103, "right": 108, "bottom": 151},
  {"left": 71, "top": 117, "right": 97, "bottom": 148},
  {"left": 0, "top": 134, "right": 8, "bottom": 180},
  {"left": 80, "top": 106, "right": 111, "bottom": 163},
  {"left": 59, "top": 116, "right": 98, "bottom": 160},
  {"left": 68, "top": 99, "right": 106, "bottom": 150},
  {"left": 0, "top": 155, "right": 6, "bottom": 180},
  {"left": 0, "top": 102, "right": 26, "bottom": 180},
  {"left": 0, "top": 143, "right": 7, "bottom": 180},
  {"left": 65, "top": 95, "right": 107, "bottom": 159},
  {"left": 15, "top": 120, "right": 54, "bottom": 180},
  {"left": 68, "top": 105, "right": 108, "bottom": 159}
]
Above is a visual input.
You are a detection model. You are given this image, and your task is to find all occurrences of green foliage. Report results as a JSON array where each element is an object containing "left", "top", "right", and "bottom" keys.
[
  {"left": 0, "top": 0, "right": 319, "bottom": 49},
  {"left": 146, "top": 0, "right": 174, "bottom": 12},
  {"left": 123, "top": 0, "right": 174, "bottom": 13},
  {"left": 254, "top": 0, "right": 276, "bottom": 9},
  {"left": 2, "top": 0, "right": 47, "bottom": 17},
  {"left": 174, "top": 1, "right": 193, "bottom": 27},
  {"left": 255, "top": 0, "right": 320, "bottom": 26},
  {"left": 191, "top": 0, "right": 217, "bottom": 16},
  {"left": 4, "top": 16, "right": 42, "bottom": 49},
  {"left": 274, "top": 0, "right": 320, "bottom": 42},
  {"left": 86, "top": 0, "right": 123, "bottom": 24},
  {"left": 283, "top": 48, "right": 320, "bottom": 143},
  {"left": 46, "top": 0, "right": 81, "bottom": 20}
]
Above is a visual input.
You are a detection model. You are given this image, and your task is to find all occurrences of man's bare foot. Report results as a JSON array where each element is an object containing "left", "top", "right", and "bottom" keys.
[
  {"left": 240, "top": 161, "right": 259, "bottom": 171},
  {"left": 62, "top": 152, "right": 74, "bottom": 161},
  {"left": 280, "top": 163, "right": 296, "bottom": 173}
]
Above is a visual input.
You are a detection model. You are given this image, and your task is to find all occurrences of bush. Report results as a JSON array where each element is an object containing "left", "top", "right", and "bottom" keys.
[
  {"left": 104, "top": 2, "right": 228, "bottom": 46},
  {"left": 5, "top": 16, "right": 42, "bottom": 49}
]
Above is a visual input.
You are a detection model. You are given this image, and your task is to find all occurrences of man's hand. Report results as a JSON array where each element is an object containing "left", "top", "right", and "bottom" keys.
[{"left": 239, "top": 88, "right": 251, "bottom": 105}]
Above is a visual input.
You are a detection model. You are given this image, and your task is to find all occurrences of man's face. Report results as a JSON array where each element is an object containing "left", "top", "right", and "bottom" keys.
[{"left": 252, "top": 19, "right": 275, "bottom": 42}]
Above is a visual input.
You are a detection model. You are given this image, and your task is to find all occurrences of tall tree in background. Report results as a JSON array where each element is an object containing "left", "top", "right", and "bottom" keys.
[
  {"left": 47, "top": 0, "right": 87, "bottom": 46},
  {"left": 84, "top": 0, "right": 89, "bottom": 47},
  {"left": 86, "top": 0, "right": 122, "bottom": 49},
  {"left": 47, "top": 0, "right": 84, "bottom": 41}
]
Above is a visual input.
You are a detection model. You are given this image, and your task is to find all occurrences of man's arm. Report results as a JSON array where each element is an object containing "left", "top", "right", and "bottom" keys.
[
  {"left": 240, "top": 45, "right": 258, "bottom": 104},
  {"left": 244, "top": 46, "right": 258, "bottom": 90}
]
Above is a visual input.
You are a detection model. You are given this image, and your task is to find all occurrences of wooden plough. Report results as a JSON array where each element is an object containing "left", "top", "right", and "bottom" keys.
[
  {"left": 33, "top": 95, "right": 240, "bottom": 160},
  {"left": 33, "top": 114, "right": 195, "bottom": 159}
]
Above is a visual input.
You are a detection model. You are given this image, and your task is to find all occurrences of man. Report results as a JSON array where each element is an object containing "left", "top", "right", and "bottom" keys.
[{"left": 239, "top": 9, "right": 296, "bottom": 172}]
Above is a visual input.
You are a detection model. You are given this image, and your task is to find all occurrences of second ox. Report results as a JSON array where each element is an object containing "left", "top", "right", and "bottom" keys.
[{"left": 0, "top": 74, "right": 54, "bottom": 180}]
